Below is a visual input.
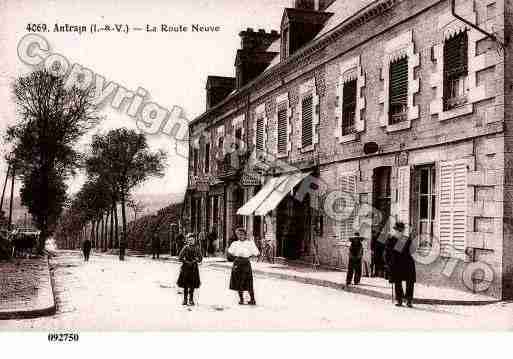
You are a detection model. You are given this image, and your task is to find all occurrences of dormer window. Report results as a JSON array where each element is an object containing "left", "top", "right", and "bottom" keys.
[{"left": 281, "top": 28, "right": 289, "bottom": 60}]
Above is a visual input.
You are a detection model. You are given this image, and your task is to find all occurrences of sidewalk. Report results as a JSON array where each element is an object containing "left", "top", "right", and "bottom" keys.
[
  {"left": 0, "top": 256, "right": 56, "bottom": 320},
  {"left": 160, "top": 254, "right": 499, "bottom": 306}
]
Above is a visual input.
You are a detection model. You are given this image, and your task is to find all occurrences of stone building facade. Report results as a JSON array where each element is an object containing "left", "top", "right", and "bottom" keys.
[{"left": 185, "top": 0, "right": 513, "bottom": 299}]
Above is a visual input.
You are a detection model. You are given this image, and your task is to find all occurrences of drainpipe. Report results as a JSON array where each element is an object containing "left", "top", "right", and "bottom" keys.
[{"left": 450, "top": 0, "right": 500, "bottom": 43}]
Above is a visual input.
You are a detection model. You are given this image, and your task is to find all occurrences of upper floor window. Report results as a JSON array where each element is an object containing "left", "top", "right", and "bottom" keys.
[
  {"left": 256, "top": 115, "right": 265, "bottom": 151},
  {"left": 204, "top": 143, "right": 210, "bottom": 174},
  {"left": 389, "top": 57, "right": 408, "bottom": 124},
  {"left": 193, "top": 148, "right": 199, "bottom": 176},
  {"left": 342, "top": 79, "right": 357, "bottom": 136},
  {"left": 443, "top": 31, "right": 468, "bottom": 111},
  {"left": 277, "top": 103, "right": 288, "bottom": 155},
  {"left": 301, "top": 93, "right": 314, "bottom": 148}
]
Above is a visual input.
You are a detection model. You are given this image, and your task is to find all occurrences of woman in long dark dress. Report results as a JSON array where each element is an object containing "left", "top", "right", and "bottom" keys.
[
  {"left": 177, "top": 233, "right": 203, "bottom": 306},
  {"left": 228, "top": 227, "right": 260, "bottom": 305}
]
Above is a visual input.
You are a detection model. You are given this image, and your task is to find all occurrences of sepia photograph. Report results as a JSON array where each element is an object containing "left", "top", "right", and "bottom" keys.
[{"left": 0, "top": 0, "right": 512, "bottom": 352}]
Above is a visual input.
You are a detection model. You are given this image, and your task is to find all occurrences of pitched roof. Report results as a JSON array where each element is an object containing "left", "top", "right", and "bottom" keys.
[{"left": 263, "top": 0, "right": 379, "bottom": 72}]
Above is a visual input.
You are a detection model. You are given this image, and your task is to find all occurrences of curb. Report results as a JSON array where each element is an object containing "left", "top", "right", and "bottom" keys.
[
  {"left": 206, "top": 263, "right": 500, "bottom": 306},
  {"left": 0, "top": 255, "right": 57, "bottom": 320}
]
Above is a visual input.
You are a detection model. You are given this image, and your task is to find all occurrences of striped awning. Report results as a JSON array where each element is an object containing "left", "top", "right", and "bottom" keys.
[{"left": 236, "top": 172, "right": 311, "bottom": 216}]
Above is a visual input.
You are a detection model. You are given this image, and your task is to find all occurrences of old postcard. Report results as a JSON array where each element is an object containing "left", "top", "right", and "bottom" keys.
[{"left": 0, "top": 0, "right": 512, "bottom": 347}]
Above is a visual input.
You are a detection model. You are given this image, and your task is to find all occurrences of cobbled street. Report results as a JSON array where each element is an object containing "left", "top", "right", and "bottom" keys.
[{"left": 1, "top": 250, "right": 512, "bottom": 331}]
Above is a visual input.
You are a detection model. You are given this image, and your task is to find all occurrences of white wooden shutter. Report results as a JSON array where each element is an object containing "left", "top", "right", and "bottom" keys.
[
  {"left": 438, "top": 159, "right": 468, "bottom": 258},
  {"left": 397, "top": 166, "right": 411, "bottom": 233},
  {"left": 337, "top": 173, "right": 357, "bottom": 242},
  {"left": 355, "top": 70, "right": 366, "bottom": 132}
]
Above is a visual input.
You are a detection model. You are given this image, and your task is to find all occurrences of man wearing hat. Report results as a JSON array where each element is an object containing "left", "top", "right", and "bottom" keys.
[
  {"left": 346, "top": 232, "right": 364, "bottom": 286},
  {"left": 384, "top": 221, "right": 416, "bottom": 307}
]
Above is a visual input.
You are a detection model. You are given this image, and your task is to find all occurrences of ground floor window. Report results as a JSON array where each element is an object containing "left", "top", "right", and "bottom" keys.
[{"left": 414, "top": 164, "right": 436, "bottom": 249}]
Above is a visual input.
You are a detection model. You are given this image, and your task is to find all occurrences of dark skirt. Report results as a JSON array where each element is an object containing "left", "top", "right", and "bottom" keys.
[
  {"left": 229, "top": 257, "right": 254, "bottom": 291},
  {"left": 177, "top": 262, "right": 201, "bottom": 289}
]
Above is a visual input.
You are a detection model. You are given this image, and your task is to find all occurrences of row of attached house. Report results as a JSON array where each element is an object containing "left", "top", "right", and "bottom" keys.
[{"left": 184, "top": 0, "right": 513, "bottom": 299}]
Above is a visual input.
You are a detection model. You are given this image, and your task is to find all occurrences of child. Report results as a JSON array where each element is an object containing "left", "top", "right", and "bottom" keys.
[{"left": 177, "top": 233, "right": 203, "bottom": 306}]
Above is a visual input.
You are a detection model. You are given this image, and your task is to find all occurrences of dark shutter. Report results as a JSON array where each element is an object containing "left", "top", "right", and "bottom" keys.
[
  {"left": 342, "top": 79, "right": 357, "bottom": 135},
  {"left": 443, "top": 31, "right": 468, "bottom": 110},
  {"left": 256, "top": 116, "right": 265, "bottom": 151},
  {"left": 193, "top": 148, "right": 199, "bottom": 175},
  {"left": 388, "top": 57, "right": 408, "bottom": 124},
  {"left": 302, "top": 94, "right": 313, "bottom": 147},
  {"left": 277, "top": 105, "right": 288, "bottom": 154},
  {"left": 205, "top": 143, "right": 210, "bottom": 173},
  {"left": 444, "top": 31, "right": 468, "bottom": 78}
]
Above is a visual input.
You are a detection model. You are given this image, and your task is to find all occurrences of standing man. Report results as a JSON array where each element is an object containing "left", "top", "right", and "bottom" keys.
[
  {"left": 151, "top": 232, "right": 161, "bottom": 259},
  {"left": 175, "top": 230, "right": 185, "bottom": 256},
  {"left": 82, "top": 237, "right": 92, "bottom": 262},
  {"left": 346, "top": 232, "right": 364, "bottom": 286},
  {"left": 198, "top": 230, "right": 207, "bottom": 257},
  {"left": 384, "top": 221, "right": 416, "bottom": 307},
  {"left": 207, "top": 225, "right": 217, "bottom": 257}
]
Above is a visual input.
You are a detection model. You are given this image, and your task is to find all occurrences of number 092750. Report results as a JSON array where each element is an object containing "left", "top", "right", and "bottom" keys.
[{"left": 47, "top": 333, "right": 79, "bottom": 342}]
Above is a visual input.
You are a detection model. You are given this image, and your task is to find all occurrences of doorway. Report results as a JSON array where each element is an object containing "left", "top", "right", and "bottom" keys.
[
  {"left": 371, "top": 166, "right": 391, "bottom": 276},
  {"left": 276, "top": 193, "right": 311, "bottom": 260}
]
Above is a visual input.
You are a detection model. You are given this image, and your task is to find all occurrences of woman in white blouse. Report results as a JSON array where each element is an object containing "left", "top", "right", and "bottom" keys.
[{"left": 228, "top": 227, "right": 260, "bottom": 305}]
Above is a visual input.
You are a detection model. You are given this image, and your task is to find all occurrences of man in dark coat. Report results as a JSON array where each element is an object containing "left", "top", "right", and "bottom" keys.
[
  {"left": 175, "top": 232, "right": 185, "bottom": 256},
  {"left": 82, "top": 238, "right": 92, "bottom": 262},
  {"left": 151, "top": 232, "right": 161, "bottom": 259},
  {"left": 207, "top": 226, "right": 217, "bottom": 257},
  {"left": 346, "top": 232, "right": 364, "bottom": 286},
  {"left": 384, "top": 221, "right": 416, "bottom": 307}
]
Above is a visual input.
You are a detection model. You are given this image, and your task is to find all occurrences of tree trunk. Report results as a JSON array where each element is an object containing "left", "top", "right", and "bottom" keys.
[
  {"left": 100, "top": 213, "right": 105, "bottom": 251},
  {"left": 8, "top": 164, "right": 15, "bottom": 230},
  {"left": 109, "top": 204, "right": 114, "bottom": 249},
  {"left": 114, "top": 201, "right": 119, "bottom": 248},
  {"left": 0, "top": 164, "right": 10, "bottom": 214},
  {"left": 95, "top": 217, "right": 100, "bottom": 249},
  {"left": 104, "top": 210, "right": 109, "bottom": 250},
  {"left": 90, "top": 220, "right": 95, "bottom": 248},
  {"left": 120, "top": 191, "right": 127, "bottom": 260}
]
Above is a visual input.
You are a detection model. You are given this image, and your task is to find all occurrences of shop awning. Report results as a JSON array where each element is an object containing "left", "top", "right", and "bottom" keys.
[
  {"left": 254, "top": 172, "right": 311, "bottom": 216},
  {"left": 237, "top": 171, "right": 311, "bottom": 216},
  {"left": 236, "top": 176, "right": 284, "bottom": 216}
]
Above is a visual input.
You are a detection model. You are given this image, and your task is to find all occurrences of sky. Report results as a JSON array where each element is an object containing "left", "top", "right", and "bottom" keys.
[{"left": 0, "top": 0, "right": 292, "bottom": 198}]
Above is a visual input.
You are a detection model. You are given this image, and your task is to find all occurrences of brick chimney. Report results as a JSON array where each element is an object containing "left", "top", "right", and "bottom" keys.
[
  {"left": 280, "top": 1, "right": 333, "bottom": 60},
  {"left": 235, "top": 28, "right": 280, "bottom": 88},
  {"left": 205, "top": 76, "right": 236, "bottom": 110},
  {"left": 294, "top": 0, "right": 336, "bottom": 11}
]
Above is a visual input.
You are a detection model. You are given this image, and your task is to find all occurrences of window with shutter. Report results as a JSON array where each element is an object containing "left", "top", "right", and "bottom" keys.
[
  {"left": 256, "top": 116, "right": 265, "bottom": 151},
  {"left": 277, "top": 104, "right": 288, "bottom": 154},
  {"left": 301, "top": 94, "right": 313, "bottom": 148},
  {"left": 337, "top": 174, "right": 357, "bottom": 243},
  {"left": 342, "top": 79, "right": 357, "bottom": 136},
  {"left": 443, "top": 31, "right": 468, "bottom": 110},
  {"left": 205, "top": 143, "right": 210, "bottom": 174},
  {"left": 388, "top": 57, "right": 408, "bottom": 124},
  {"left": 414, "top": 165, "right": 436, "bottom": 249},
  {"left": 193, "top": 148, "right": 199, "bottom": 175},
  {"left": 438, "top": 160, "right": 467, "bottom": 258}
]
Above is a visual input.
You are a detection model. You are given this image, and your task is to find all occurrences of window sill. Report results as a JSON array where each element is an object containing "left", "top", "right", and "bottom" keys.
[
  {"left": 385, "top": 120, "right": 411, "bottom": 133},
  {"left": 338, "top": 133, "right": 358, "bottom": 144},
  {"left": 300, "top": 145, "right": 315, "bottom": 153},
  {"left": 276, "top": 152, "right": 288, "bottom": 159},
  {"left": 440, "top": 103, "right": 473, "bottom": 121}
]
